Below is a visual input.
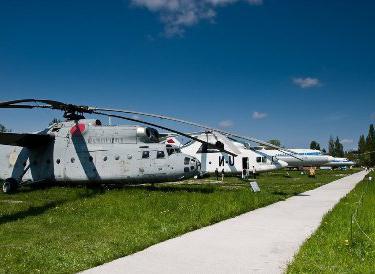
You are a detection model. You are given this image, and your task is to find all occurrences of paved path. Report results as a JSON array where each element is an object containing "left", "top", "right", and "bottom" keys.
[{"left": 82, "top": 171, "right": 368, "bottom": 274}]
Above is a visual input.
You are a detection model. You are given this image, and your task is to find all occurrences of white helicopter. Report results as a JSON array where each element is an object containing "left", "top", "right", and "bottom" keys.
[
  {"left": 166, "top": 133, "right": 289, "bottom": 175},
  {"left": 0, "top": 99, "right": 300, "bottom": 193}
]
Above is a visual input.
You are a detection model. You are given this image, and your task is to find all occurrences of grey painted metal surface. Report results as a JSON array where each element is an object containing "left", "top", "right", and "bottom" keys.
[
  {"left": 0, "top": 119, "right": 200, "bottom": 185},
  {"left": 81, "top": 170, "right": 368, "bottom": 274}
]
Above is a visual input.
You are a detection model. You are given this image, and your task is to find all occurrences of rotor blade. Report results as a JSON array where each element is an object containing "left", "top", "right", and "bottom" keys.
[
  {"left": 92, "top": 111, "right": 238, "bottom": 157},
  {"left": 0, "top": 99, "right": 93, "bottom": 114},
  {"left": 92, "top": 107, "right": 302, "bottom": 160}
]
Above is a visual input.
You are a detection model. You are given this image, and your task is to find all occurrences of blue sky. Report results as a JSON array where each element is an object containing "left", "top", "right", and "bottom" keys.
[{"left": 0, "top": 0, "right": 374, "bottom": 150}]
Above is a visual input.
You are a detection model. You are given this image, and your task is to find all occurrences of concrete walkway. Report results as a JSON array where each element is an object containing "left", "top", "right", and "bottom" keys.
[{"left": 82, "top": 171, "right": 368, "bottom": 274}]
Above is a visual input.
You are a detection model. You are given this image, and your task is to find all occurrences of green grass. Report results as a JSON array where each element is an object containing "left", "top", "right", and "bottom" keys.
[
  {"left": 287, "top": 170, "right": 375, "bottom": 274},
  {"left": 0, "top": 169, "right": 358, "bottom": 273}
]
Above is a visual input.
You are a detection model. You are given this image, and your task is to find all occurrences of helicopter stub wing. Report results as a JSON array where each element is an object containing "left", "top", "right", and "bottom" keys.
[{"left": 0, "top": 132, "right": 54, "bottom": 148}]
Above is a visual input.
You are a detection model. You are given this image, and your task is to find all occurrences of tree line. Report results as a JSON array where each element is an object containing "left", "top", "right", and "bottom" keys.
[{"left": 357, "top": 124, "right": 375, "bottom": 167}]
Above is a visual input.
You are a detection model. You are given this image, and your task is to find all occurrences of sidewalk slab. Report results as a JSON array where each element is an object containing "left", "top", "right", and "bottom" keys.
[{"left": 82, "top": 171, "right": 368, "bottom": 274}]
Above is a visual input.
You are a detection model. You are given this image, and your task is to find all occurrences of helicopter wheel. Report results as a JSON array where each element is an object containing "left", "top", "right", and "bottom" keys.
[{"left": 2, "top": 178, "right": 19, "bottom": 194}]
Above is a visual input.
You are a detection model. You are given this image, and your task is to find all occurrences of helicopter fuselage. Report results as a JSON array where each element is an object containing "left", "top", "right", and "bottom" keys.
[{"left": 0, "top": 119, "right": 200, "bottom": 185}]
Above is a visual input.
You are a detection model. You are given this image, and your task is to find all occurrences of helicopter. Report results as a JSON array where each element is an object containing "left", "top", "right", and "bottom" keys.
[
  {"left": 165, "top": 133, "right": 289, "bottom": 175},
  {"left": 0, "top": 99, "right": 301, "bottom": 193}
]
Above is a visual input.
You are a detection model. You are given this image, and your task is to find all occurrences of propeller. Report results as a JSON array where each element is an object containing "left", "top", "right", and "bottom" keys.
[
  {"left": 92, "top": 111, "right": 238, "bottom": 157},
  {"left": 92, "top": 107, "right": 303, "bottom": 160},
  {"left": 0, "top": 99, "right": 301, "bottom": 160},
  {"left": 0, "top": 99, "right": 237, "bottom": 157}
]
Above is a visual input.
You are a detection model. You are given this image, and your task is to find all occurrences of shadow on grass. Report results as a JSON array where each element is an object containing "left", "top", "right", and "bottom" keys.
[
  {"left": 0, "top": 187, "right": 105, "bottom": 226},
  {"left": 122, "top": 184, "right": 215, "bottom": 194},
  {"left": 272, "top": 191, "right": 310, "bottom": 197},
  {"left": 0, "top": 200, "right": 63, "bottom": 225}
]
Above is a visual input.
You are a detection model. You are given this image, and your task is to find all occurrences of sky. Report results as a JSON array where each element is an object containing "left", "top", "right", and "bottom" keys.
[{"left": 0, "top": 0, "right": 374, "bottom": 150}]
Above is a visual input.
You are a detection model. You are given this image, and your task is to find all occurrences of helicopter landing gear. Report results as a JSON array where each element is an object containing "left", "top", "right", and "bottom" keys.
[{"left": 2, "top": 178, "right": 19, "bottom": 194}]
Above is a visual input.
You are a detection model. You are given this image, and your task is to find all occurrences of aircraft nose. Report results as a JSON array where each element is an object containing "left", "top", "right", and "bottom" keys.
[{"left": 279, "top": 160, "right": 288, "bottom": 168}]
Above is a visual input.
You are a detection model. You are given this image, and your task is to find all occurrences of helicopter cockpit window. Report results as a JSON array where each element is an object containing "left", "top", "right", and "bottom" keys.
[
  {"left": 256, "top": 157, "right": 262, "bottom": 163},
  {"left": 166, "top": 145, "right": 181, "bottom": 156},
  {"left": 262, "top": 157, "right": 267, "bottom": 163},
  {"left": 157, "top": 151, "right": 165, "bottom": 159},
  {"left": 142, "top": 151, "right": 150, "bottom": 159}
]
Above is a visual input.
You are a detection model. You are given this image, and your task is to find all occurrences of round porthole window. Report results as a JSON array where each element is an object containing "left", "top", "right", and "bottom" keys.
[
  {"left": 115, "top": 155, "right": 120, "bottom": 160},
  {"left": 71, "top": 158, "right": 75, "bottom": 163},
  {"left": 56, "top": 159, "right": 61, "bottom": 164},
  {"left": 127, "top": 154, "right": 132, "bottom": 160},
  {"left": 103, "top": 156, "right": 108, "bottom": 161},
  {"left": 209, "top": 161, "right": 212, "bottom": 164}
]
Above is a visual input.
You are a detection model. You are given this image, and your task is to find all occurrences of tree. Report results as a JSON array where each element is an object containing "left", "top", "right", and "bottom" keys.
[
  {"left": 328, "top": 136, "right": 335, "bottom": 156},
  {"left": 268, "top": 139, "right": 281, "bottom": 147},
  {"left": 334, "top": 137, "right": 344, "bottom": 157},
  {"left": 366, "top": 124, "right": 375, "bottom": 166},
  {"left": 49, "top": 118, "right": 62, "bottom": 126},
  {"left": 358, "top": 134, "right": 367, "bottom": 166},
  {"left": 0, "top": 123, "right": 8, "bottom": 133},
  {"left": 310, "top": 141, "right": 321, "bottom": 150}
]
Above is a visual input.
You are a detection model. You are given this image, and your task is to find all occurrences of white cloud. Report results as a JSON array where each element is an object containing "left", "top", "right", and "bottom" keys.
[
  {"left": 292, "top": 77, "right": 320, "bottom": 89},
  {"left": 341, "top": 139, "right": 353, "bottom": 144},
  {"left": 218, "top": 119, "right": 234, "bottom": 128},
  {"left": 131, "top": 0, "right": 263, "bottom": 37},
  {"left": 252, "top": 111, "right": 267, "bottom": 119}
]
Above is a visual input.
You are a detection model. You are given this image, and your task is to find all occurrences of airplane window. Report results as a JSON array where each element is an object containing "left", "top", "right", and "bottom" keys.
[
  {"left": 157, "top": 151, "right": 165, "bottom": 159},
  {"left": 115, "top": 155, "right": 120, "bottom": 160},
  {"left": 142, "top": 151, "right": 150, "bottom": 159},
  {"left": 184, "top": 157, "right": 190, "bottom": 165},
  {"left": 256, "top": 157, "right": 261, "bottom": 163},
  {"left": 103, "top": 156, "right": 108, "bottom": 161},
  {"left": 56, "top": 159, "right": 60, "bottom": 164},
  {"left": 71, "top": 158, "right": 75, "bottom": 163}
]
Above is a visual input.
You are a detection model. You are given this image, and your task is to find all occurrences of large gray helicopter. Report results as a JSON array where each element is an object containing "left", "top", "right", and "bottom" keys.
[{"left": 0, "top": 99, "right": 300, "bottom": 193}]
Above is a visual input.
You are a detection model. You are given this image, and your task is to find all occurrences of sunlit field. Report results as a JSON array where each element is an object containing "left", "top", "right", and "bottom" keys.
[
  {"left": 287, "top": 170, "right": 374, "bottom": 273},
  {"left": 0, "top": 169, "right": 358, "bottom": 273}
]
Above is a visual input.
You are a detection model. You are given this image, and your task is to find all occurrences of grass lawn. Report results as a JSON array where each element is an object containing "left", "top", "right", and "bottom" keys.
[
  {"left": 0, "top": 169, "right": 358, "bottom": 273},
  {"left": 287, "top": 170, "right": 375, "bottom": 274}
]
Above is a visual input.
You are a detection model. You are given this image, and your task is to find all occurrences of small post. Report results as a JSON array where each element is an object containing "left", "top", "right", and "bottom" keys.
[{"left": 350, "top": 213, "right": 353, "bottom": 244}]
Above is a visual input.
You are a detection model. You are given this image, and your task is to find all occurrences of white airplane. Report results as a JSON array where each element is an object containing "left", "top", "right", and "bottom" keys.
[
  {"left": 167, "top": 133, "right": 288, "bottom": 175},
  {"left": 250, "top": 147, "right": 333, "bottom": 168},
  {"left": 322, "top": 157, "right": 355, "bottom": 168}
]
